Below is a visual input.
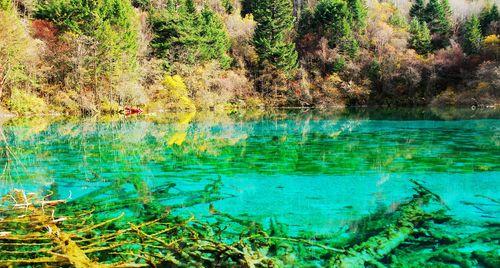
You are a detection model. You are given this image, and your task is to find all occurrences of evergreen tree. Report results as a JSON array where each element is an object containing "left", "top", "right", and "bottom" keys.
[
  {"left": 339, "top": 17, "right": 359, "bottom": 56},
  {"left": 222, "top": 0, "right": 234, "bottom": 13},
  {"left": 441, "top": 0, "right": 452, "bottom": 18},
  {"left": 314, "top": 0, "right": 358, "bottom": 56},
  {"left": 347, "top": 0, "right": 367, "bottom": 31},
  {"left": 314, "top": 0, "right": 348, "bottom": 30},
  {"left": 185, "top": 0, "right": 195, "bottom": 13},
  {"left": 36, "top": 0, "right": 137, "bottom": 40},
  {"left": 241, "top": 0, "right": 253, "bottom": 16},
  {"left": 389, "top": 10, "right": 408, "bottom": 28},
  {"left": 298, "top": 7, "right": 314, "bottom": 37},
  {"left": 253, "top": 0, "right": 298, "bottom": 72},
  {"left": 423, "top": 0, "right": 452, "bottom": 48},
  {"left": 409, "top": 0, "right": 425, "bottom": 19},
  {"left": 479, "top": 4, "right": 499, "bottom": 35},
  {"left": 198, "top": 8, "right": 232, "bottom": 67},
  {"left": 463, "top": 15, "right": 483, "bottom": 55},
  {"left": 150, "top": 0, "right": 232, "bottom": 68},
  {"left": 424, "top": 0, "right": 451, "bottom": 35},
  {"left": 409, "top": 18, "right": 432, "bottom": 55}
]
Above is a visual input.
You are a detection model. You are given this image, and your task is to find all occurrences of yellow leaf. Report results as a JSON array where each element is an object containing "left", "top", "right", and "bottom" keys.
[{"left": 168, "top": 132, "right": 187, "bottom": 146}]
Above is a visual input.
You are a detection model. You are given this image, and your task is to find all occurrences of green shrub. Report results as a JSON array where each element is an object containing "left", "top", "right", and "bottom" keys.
[
  {"left": 332, "top": 57, "right": 346, "bottom": 72},
  {"left": 0, "top": 0, "right": 11, "bottom": 10},
  {"left": 101, "top": 100, "right": 121, "bottom": 114},
  {"left": 8, "top": 89, "right": 47, "bottom": 115},
  {"left": 367, "top": 60, "right": 381, "bottom": 81}
]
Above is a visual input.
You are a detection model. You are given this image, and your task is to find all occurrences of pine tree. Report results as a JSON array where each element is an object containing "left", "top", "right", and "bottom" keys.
[
  {"left": 463, "top": 15, "right": 483, "bottom": 55},
  {"left": 339, "top": 16, "right": 359, "bottom": 56},
  {"left": 298, "top": 7, "right": 314, "bottom": 37},
  {"left": 423, "top": 0, "right": 452, "bottom": 48},
  {"left": 441, "top": 0, "right": 452, "bottom": 18},
  {"left": 409, "top": 18, "right": 432, "bottom": 55},
  {"left": 241, "top": 0, "right": 253, "bottom": 16},
  {"left": 479, "top": 4, "right": 499, "bottom": 35},
  {"left": 222, "top": 0, "right": 234, "bottom": 13},
  {"left": 424, "top": 0, "right": 451, "bottom": 35},
  {"left": 253, "top": 0, "right": 298, "bottom": 72},
  {"left": 150, "top": 1, "right": 232, "bottom": 68},
  {"left": 185, "top": 0, "right": 196, "bottom": 13},
  {"left": 198, "top": 8, "right": 232, "bottom": 68},
  {"left": 314, "top": 0, "right": 358, "bottom": 56},
  {"left": 347, "top": 0, "right": 367, "bottom": 31},
  {"left": 409, "top": 0, "right": 425, "bottom": 19}
]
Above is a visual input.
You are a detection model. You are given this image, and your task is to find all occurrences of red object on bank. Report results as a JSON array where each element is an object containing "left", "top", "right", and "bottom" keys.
[{"left": 124, "top": 107, "right": 143, "bottom": 116}]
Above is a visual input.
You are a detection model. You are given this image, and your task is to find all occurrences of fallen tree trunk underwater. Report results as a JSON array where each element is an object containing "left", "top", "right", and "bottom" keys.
[
  {"left": 332, "top": 180, "right": 445, "bottom": 267},
  {"left": 0, "top": 179, "right": 498, "bottom": 267}
]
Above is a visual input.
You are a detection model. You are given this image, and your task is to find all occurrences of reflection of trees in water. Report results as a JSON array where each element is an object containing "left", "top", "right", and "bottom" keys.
[
  {"left": 0, "top": 109, "right": 498, "bottom": 188},
  {"left": 0, "top": 110, "right": 498, "bottom": 266}
]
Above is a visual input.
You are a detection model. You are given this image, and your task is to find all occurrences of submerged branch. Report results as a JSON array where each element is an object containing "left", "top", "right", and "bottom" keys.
[{"left": 0, "top": 179, "right": 496, "bottom": 267}]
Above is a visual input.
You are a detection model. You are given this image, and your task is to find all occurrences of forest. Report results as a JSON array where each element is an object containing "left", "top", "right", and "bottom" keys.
[{"left": 0, "top": 0, "right": 498, "bottom": 115}]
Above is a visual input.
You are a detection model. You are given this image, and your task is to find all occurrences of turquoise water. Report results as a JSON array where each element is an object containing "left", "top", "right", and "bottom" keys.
[{"left": 0, "top": 109, "right": 499, "bottom": 235}]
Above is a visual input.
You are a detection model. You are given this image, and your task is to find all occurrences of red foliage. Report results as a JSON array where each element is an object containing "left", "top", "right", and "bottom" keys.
[
  {"left": 31, "top": 20, "right": 58, "bottom": 42},
  {"left": 297, "top": 33, "right": 320, "bottom": 54},
  {"left": 434, "top": 42, "right": 464, "bottom": 68}
]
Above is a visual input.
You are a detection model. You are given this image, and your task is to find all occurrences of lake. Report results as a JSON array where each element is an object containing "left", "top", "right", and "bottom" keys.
[{"left": 1, "top": 108, "right": 498, "bottom": 239}]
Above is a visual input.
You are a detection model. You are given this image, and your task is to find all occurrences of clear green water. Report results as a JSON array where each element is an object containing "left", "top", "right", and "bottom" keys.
[{"left": 1, "top": 108, "right": 499, "bottom": 235}]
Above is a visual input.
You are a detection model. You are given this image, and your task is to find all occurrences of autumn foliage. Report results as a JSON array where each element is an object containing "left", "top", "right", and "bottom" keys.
[{"left": 0, "top": 0, "right": 498, "bottom": 115}]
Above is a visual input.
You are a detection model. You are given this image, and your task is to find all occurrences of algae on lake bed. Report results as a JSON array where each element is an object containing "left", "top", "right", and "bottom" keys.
[
  {"left": 0, "top": 180, "right": 498, "bottom": 267},
  {"left": 0, "top": 109, "right": 499, "bottom": 266}
]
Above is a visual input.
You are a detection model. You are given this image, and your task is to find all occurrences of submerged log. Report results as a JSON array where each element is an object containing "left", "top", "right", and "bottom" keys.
[
  {"left": 0, "top": 190, "right": 99, "bottom": 267},
  {"left": 332, "top": 180, "right": 445, "bottom": 267},
  {"left": 0, "top": 179, "right": 494, "bottom": 267},
  {"left": 0, "top": 188, "right": 274, "bottom": 267}
]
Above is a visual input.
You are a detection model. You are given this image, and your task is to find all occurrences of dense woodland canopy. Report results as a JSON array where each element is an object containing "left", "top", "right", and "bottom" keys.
[{"left": 0, "top": 0, "right": 498, "bottom": 115}]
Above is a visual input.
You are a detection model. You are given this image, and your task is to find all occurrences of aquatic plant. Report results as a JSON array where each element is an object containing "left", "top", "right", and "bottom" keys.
[{"left": 1, "top": 179, "right": 497, "bottom": 267}]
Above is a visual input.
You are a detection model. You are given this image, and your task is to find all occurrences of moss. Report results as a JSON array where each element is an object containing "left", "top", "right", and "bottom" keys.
[
  {"left": 0, "top": 179, "right": 497, "bottom": 267},
  {"left": 472, "top": 251, "right": 500, "bottom": 268}
]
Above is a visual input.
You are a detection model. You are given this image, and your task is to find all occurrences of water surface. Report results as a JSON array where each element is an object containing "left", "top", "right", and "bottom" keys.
[{"left": 0, "top": 108, "right": 498, "bottom": 235}]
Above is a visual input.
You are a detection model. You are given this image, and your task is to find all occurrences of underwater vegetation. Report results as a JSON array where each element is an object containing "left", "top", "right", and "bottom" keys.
[
  {"left": 0, "top": 110, "right": 498, "bottom": 267},
  {"left": 0, "top": 179, "right": 498, "bottom": 267}
]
